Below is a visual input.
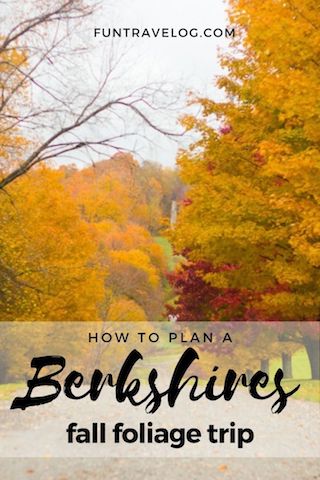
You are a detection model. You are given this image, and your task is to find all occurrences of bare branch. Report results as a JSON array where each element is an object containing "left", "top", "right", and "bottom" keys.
[{"left": 0, "top": 0, "right": 184, "bottom": 189}]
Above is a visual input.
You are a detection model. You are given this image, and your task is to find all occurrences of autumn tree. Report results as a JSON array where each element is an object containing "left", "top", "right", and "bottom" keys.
[
  {"left": 139, "top": 160, "right": 184, "bottom": 231},
  {"left": 166, "top": 259, "right": 301, "bottom": 375},
  {"left": 0, "top": 157, "right": 171, "bottom": 380},
  {"left": 63, "top": 156, "right": 169, "bottom": 321},
  {"left": 64, "top": 153, "right": 181, "bottom": 232},
  {"left": 0, "top": 167, "right": 105, "bottom": 321},
  {"left": 170, "top": 0, "right": 320, "bottom": 377}
]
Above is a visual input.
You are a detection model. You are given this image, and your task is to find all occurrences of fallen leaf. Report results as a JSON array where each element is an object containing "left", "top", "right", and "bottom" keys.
[{"left": 218, "top": 464, "right": 228, "bottom": 473}]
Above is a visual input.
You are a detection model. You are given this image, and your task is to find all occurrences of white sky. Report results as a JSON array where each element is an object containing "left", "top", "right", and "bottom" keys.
[
  {"left": 2, "top": 0, "right": 231, "bottom": 169},
  {"left": 88, "top": 0, "right": 231, "bottom": 166}
]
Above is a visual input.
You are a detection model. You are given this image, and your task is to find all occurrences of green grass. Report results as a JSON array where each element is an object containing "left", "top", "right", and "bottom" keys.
[
  {"left": 0, "top": 383, "right": 24, "bottom": 401},
  {"left": 266, "top": 348, "right": 319, "bottom": 402},
  {"left": 154, "top": 236, "right": 183, "bottom": 271},
  {"left": 269, "top": 348, "right": 311, "bottom": 379},
  {"left": 154, "top": 236, "right": 184, "bottom": 309},
  {"left": 275, "top": 379, "right": 319, "bottom": 403}
]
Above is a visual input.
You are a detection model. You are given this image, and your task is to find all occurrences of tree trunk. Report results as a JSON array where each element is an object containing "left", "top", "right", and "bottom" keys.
[
  {"left": 282, "top": 353, "right": 293, "bottom": 379},
  {"left": 260, "top": 358, "right": 269, "bottom": 374},
  {"left": 246, "top": 369, "right": 253, "bottom": 382},
  {"left": 303, "top": 337, "right": 320, "bottom": 380}
]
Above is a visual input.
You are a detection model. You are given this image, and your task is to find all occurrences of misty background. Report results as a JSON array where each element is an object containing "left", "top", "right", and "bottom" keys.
[{"left": 89, "top": 0, "right": 230, "bottom": 166}]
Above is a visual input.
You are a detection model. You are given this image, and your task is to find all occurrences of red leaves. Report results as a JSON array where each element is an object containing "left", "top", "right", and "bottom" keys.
[
  {"left": 166, "top": 259, "right": 254, "bottom": 322},
  {"left": 219, "top": 125, "right": 232, "bottom": 135},
  {"left": 252, "top": 151, "right": 266, "bottom": 166},
  {"left": 273, "top": 175, "right": 287, "bottom": 187},
  {"left": 166, "top": 258, "right": 286, "bottom": 322},
  {"left": 181, "top": 198, "right": 193, "bottom": 207},
  {"left": 166, "top": 260, "right": 219, "bottom": 322},
  {"left": 206, "top": 161, "right": 215, "bottom": 173}
]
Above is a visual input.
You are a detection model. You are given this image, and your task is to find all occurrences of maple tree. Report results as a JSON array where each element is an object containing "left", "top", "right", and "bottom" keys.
[
  {"left": 0, "top": 37, "right": 28, "bottom": 173},
  {"left": 0, "top": 167, "right": 105, "bottom": 321},
  {"left": 64, "top": 153, "right": 182, "bottom": 233},
  {"left": 170, "top": 0, "right": 320, "bottom": 377},
  {"left": 167, "top": 259, "right": 254, "bottom": 322},
  {"left": 166, "top": 258, "right": 302, "bottom": 376},
  {"left": 0, "top": 150, "right": 178, "bottom": 327},
  {"left": 63, "top": 154, "right": 174, "bottom": 322}
]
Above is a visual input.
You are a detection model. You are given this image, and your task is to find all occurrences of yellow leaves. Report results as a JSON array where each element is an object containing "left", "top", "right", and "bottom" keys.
[
  {"left": 303, "top": 244, "right": 320, "bottom": 268},
  {"left": 261, "top": 290, "right": 320, "bottom": 319},
  {"left": 203, "top": 272, "right": 229, "bottom": 288},
  {"left": 0, "top": 37, "right": 27, "bottom": 70},
  {"left": 0, "top": 167, "right": 105, "bottom": 321},
  {"left": 309, "top": 220, "right": 320, "bottom": 238},
  {"left": 180, "top": 114, "right": 201, "bottom": 132},
  {"left": 218, "top": 464, "right": 228, "bottom": 473},
  {"left": 268, "top": 260, "right": 311, "bottom": 286},
  {"left": 61, "top": 156, "right": 170, "bottom": 322},
  {"left": 0, "top": 159, "right": 169, "bottom": 322},
  {"left": 0, "top": 40, "right": 30, "bottom": 173},
  {"left": 100, "top": 224, "right": 166, "bottom": 274},
  {"left": 110, "top": 249, "right": 160, "bottom": 288},
  {"left": 258, "top": 141, "right": 291, "bottom": 165},
  {"left": 289, "top": 236, "right": 320, "bottom": 268},
  {"left": 226, "top": 0, "right": 320, "bottom": 148},
  {"left": 70, "top": 173, "right": 130, "bottom": 224},
  {"left": 170, "top": 0, "right": 320, "bottom": 321},
  {"left": 108, "top": 298, "right": 147, "bottom": 322}
]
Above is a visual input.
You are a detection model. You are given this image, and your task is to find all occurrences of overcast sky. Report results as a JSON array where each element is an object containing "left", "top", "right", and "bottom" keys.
[
  {"left": 3, "top": 0, "right": 231, "bottom": 169},
  {"left": 87, "top": 0, "right": 231, "bottom": 166}
]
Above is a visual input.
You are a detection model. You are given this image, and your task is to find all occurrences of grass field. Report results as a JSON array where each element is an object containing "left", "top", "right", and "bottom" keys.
[
  {"left": 269, "top": 348, "right": 312, "bottom": 378},
  {"left": 0, "top": 383, "right": 24, "bottom": 401},
  {"left": 154, "top": 236, "right": 183, "bottom": 271},
  {"left": 273, "top": 379, "right": 319, "bottom": 402},
  {"left": 268, "top": 348, "right": 319, "bottom": 402}
]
